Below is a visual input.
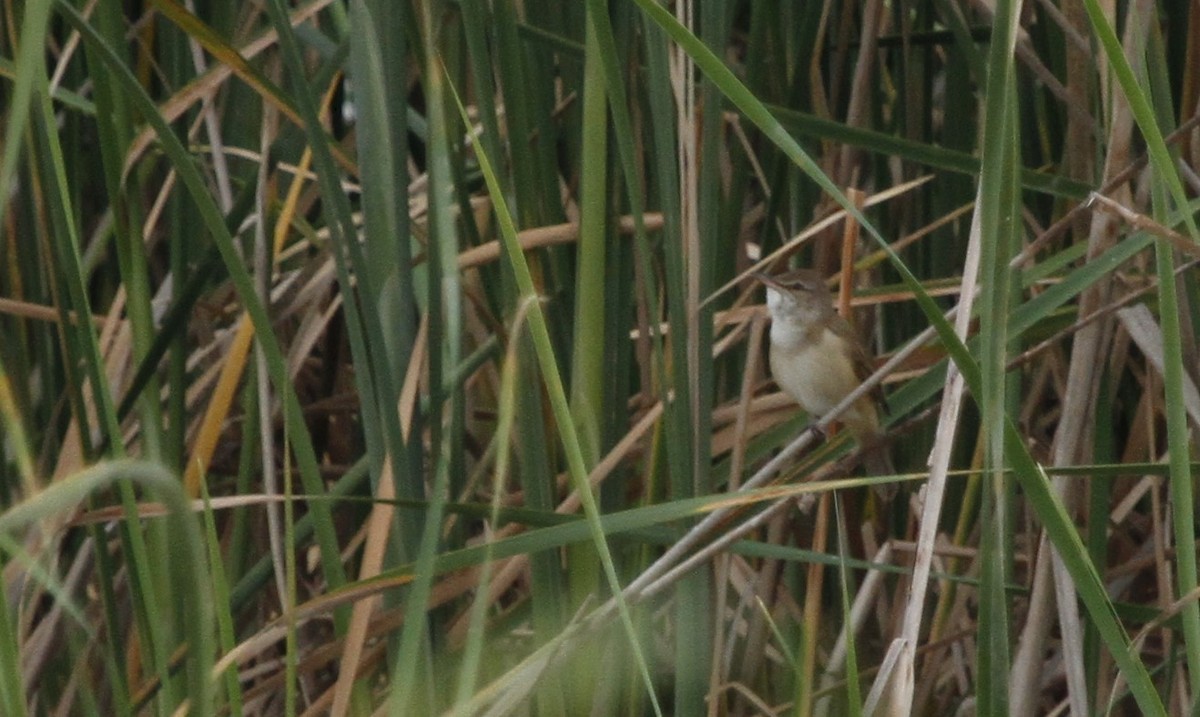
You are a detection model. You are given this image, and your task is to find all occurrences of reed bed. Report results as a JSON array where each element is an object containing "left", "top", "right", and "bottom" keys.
[{"left": 1, "top": 1, "right": 1198, "bottom": 715}]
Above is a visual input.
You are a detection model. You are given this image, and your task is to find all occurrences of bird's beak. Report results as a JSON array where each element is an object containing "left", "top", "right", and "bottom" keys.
[{"left": 750, "top": 271, "right": 784, "bottom": 291}]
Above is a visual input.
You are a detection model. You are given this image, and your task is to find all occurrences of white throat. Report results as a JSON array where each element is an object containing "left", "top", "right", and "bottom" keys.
[
  {"left": 764, "top": 286, "right": 809, "bottom": 349},
  {"left": 769, "top": 314, "right": 806, "bottom": 350}
]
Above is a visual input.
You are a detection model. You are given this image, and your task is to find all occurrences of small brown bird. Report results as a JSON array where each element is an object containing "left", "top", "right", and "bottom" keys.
[{"left": 753, "top": 269, "right": 894, "bottom": 477}]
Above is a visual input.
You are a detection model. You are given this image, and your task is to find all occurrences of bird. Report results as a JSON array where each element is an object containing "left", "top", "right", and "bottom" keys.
[{"left": 752, "top": 268, "right": 894, "bottom": 479}]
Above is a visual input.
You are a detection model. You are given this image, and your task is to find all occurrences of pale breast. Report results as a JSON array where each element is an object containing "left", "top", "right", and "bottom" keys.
[{"left": 769, "top": 326, "right": 875, "bottom": 430}]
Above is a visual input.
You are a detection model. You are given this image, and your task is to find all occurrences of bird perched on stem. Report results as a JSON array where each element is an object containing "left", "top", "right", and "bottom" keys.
[{"left": 753, "top": 269, "right": 894, "bottom": 480}]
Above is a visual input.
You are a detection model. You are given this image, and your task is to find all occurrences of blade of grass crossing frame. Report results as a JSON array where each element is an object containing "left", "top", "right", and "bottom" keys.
[
  {"left": 634, "top": 0, "right": 694, "bottom": 598},
  {"left": 631, "top": 9, "right": 709, "bottom": 709},
  {"left": 445, "top": 67, "right": 665, "bottom": 717},
  {"left": 632, "top": 32, "right": 702, "bottom": 710},
  {"left": 973, "top": 0, "right": 1022, "bottom": 707},
  {"left": 680, "top": 7, "right": 724, "bottom": 712},
  {"left": 344, "top": 0, "right": 418, "bottom": 709},
  {"left": 387, "top": 2, "right": 458, "bottom": 709},
  {"left": 562, "top": 17, "right": 611, "bottom": 705}
]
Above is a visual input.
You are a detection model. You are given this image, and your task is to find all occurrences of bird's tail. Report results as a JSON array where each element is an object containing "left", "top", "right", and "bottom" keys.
[{"left": 856, "top": 430, "right": 897, "bottom": 501}]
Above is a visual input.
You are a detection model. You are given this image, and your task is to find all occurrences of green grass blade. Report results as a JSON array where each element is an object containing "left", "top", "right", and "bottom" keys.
[{"left": 973, "top": 0, "right": 1023, "bottom": 709}]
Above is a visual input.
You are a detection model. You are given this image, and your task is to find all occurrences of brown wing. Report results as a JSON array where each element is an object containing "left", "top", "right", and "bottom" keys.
[{"left": 828, "top": 313, "right": 888, "bottom": 410}]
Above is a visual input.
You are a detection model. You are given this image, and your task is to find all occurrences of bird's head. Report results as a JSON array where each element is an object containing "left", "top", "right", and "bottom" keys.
[{"left": 751, "top": 269, "right": 834, "bottom": 325}]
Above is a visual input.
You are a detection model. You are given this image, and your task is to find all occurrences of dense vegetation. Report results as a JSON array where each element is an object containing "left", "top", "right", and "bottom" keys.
[{"left": 1, "top": 1, "right": 1198, "bottom": 715}]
